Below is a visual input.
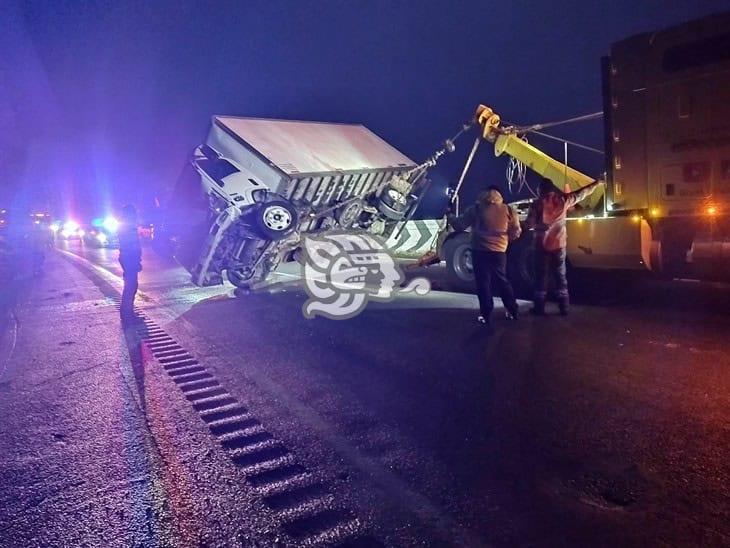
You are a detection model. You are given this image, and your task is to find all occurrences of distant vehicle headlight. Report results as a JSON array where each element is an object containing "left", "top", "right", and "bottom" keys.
[
  {"left": 96, "top": 232, "right": 108, "bottom": 244},
  {"left": 63, "top": 220, "right": 79, "bottom": 233},
  {"left": 102, "top": 216, "right": 119, "bottom": 233},
  {"left": 77, "top": 229, "right": 86, "bottom": 238}
]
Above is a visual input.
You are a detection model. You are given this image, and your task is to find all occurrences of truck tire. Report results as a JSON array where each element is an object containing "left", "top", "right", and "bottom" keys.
[
  {"left": 443, "top": 232, "right": 474, "bottom": 290},
  {"left": 250, "top": 200, "right": 297, "bottom": 241},
  {"left": 336, "top": 199, "right": 364, "bottom": 228},
  {"left": 226, "top": 267, "right": 257, "bottom": 289},
  {"left": 506, "top": 232, "right": 534, "bottom": 299},
  {"left": 226, "top": 238, "right": 271, "bottom": 289}
]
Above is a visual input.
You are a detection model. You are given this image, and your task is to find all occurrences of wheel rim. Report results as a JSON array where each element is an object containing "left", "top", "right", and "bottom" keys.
[
  {"left": 262, "top": 205, "right": 292, "bottom": 231},
  {"left": 227, "top": 267, "right": 254, "bottom": 287},
  {"left": 338, "top": 200, "right": 363, "bottom": 227},
  {"left": 453, "top": 244, "right": 473, "bottom": 281}
]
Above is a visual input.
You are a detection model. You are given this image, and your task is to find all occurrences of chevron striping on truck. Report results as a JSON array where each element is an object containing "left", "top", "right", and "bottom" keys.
[{"left": 386, "top": 219, "right": 443, "bottom": 257}]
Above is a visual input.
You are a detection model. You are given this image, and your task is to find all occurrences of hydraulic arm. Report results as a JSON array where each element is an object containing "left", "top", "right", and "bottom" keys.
[{"left": 475, "top": 105, "right": 604, "bottom": 211}]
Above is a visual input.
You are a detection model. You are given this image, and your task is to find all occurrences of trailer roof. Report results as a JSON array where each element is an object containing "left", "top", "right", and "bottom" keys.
[{"left": 214, "top": 116, "right": 416, "bottom": 176}]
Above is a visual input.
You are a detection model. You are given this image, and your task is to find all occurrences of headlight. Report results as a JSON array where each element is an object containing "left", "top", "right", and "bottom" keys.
[
  {"left": 96, "top": 232, "right": 108, "bottom": 244},
  {"left": 63, "top": 220, "right": 79, "bottom": 233},
  {"left": 102, "top": 216, "right": 119, "bottom": 232}
]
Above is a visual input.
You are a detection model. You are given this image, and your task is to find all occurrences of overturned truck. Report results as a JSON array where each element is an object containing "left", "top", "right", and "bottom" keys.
[{"left": 163, "top": 116, "right": 449, "bottom": 288}]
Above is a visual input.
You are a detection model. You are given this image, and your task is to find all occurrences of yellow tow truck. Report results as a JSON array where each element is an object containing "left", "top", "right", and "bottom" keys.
[{"left": 441, "top": 12, "right": 730, "bottom": 293}]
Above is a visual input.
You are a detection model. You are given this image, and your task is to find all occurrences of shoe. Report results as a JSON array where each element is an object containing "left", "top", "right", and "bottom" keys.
[
  {"left": 505, "top": 309, "right": 519, "bottom": 320},
  {"left": 558, "top": 296, "right": 569, "bottom": 316},
  {"left": 477, "top": 315, "right": 496, "bottom": 334},
  {"left": 477, "top": 315, "right": 493, "bottom": 327}
]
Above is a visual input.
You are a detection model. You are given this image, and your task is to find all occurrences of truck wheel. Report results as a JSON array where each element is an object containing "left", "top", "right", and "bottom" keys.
[
  {"left": 252, "top": 200, "right": 297, "bottom": 241},
  {"left": 226, "top": 267, "right": 258, "bottom": 289},
  {"left": 336, "top": 199, "right": 364, "bottom": 228},
  {"left": 226, "top": 238, "right": 271, "bottom": 289},
  {"left": 443, "top": 232, "right": 474, "bottom": 290},
  {"left": 507, "top": 233, "right": 534, "bottom": 299}
]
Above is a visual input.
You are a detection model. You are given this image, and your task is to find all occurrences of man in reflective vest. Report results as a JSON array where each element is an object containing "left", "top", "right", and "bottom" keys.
[{"left": 526, "top": 177, "right": 602, "bottom": 315}]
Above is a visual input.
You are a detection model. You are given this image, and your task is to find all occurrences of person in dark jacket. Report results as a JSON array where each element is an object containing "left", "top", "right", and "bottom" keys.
[
  {"left": 30, "top": 220, "right": 48, "bottom": 276},
  {"left": 118, "top": 204, "right": 142, "bottom": 321},
  {"left": 525, "top": 177, "right": 602, "bottom": 315},
  {"left": 448, "top": 185, "right": 521, "bottom": 326}
]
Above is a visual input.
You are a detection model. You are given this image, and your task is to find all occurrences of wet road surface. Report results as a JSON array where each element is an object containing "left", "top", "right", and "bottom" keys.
[{"left": 1, "top": 241, "right": 728, "bottom": 546}]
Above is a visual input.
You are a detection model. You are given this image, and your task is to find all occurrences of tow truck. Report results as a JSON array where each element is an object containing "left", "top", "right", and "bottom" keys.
[{"left": 442, "top": 12, "right": 730, "bottom": 292}]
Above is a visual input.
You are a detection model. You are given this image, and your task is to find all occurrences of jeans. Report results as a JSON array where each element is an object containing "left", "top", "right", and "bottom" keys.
[
  {"left": 533, "top": 246, "right": 568, "bottom": 300},
  {"left": 472, "top": 249, "right": 519, "bottom": 321}
]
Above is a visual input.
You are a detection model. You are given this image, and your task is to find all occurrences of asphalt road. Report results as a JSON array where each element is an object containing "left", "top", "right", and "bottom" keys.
[{"left": 1, "top": 241, "right": 728, "bottom": 547}]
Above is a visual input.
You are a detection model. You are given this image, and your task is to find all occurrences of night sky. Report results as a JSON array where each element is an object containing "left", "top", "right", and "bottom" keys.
[{"left": 3, "top": 0, "right": 728, "bottom": 218}]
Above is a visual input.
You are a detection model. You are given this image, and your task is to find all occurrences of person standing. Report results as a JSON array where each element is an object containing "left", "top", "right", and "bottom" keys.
[
  {"left": 118, "top": 204, "right": 142, "bottom": 322},
  {"left": 449, "top": 185, "right": 521, "bottom": 326},
  {"left": 525, "top": 177, "right": 602, "bottom": 315},
  {"left": 30, "top": 220, "right": 48, "bottom": 276}
]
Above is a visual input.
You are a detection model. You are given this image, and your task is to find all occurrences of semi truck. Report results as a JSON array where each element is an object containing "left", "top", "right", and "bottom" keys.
[
  {"left": 161, "top": 116, "right": 454, "bottom": 289},
  {"left": 164, "top": 12, "right": 729, "bottom": 292}
]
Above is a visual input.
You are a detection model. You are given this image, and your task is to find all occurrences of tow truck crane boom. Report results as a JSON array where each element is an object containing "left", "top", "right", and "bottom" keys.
[{"left": 475, "top": 105, "right": 604, "bottom": 210}]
